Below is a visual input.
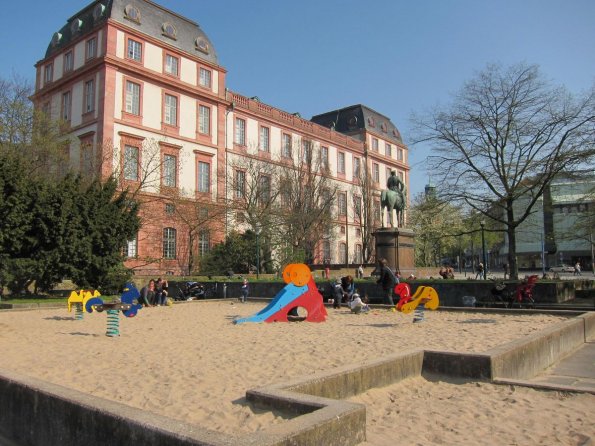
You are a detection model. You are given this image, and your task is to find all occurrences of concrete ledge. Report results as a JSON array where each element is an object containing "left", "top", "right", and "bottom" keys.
[
  {"left": 0, "top": 368, "right": 237, "bottom": 446},
  {"left": 486, "top": 316, "right": 586, "bottom": 380},
  {"left": 580, "top": 311, "right": 595, "bottom": 341},
  {"left": 423, "top": 350, "right": 492, "bottom": 379}
]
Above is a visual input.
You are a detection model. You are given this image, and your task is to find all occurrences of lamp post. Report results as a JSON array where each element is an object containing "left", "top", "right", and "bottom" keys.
[{"left": 480, "top": 220, "right": 487, "bottom": 280}]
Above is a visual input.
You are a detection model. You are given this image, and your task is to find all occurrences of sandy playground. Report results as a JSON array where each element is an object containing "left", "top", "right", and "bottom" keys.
[{"left": 0, "top": 301, "right": 593, "bottom": 445}]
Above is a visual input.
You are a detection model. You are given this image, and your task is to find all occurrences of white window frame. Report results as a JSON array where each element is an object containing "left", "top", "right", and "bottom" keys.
[
  {"left": 123, "top": 145, "right": 139, "bottom": 181},
  {"left": 282, "top": 133, "right": 292, "bottom": 158},
  {"left": 125, "top": 81, "right": 140, "bottom": 115},
  {"left": 125, "top": 235, "right": 137, "bottom": 258},
  {"left": 165, "top": 54, "right": 179, "bottom": 76},
  {"left": 199, "top": 67, "right": 212, "bottom": 88},
  {"left": 198, "top": 230, "right": 210, "bottom": 256},
  {"left": 84, "top": 79, "right": 95, "bottom": 113},
  {"left": 163, "top": 154, "right": 176, "bottom": 187},
  {"left": 163, "top": 228, "right": 177, "bottom": 259},
  {"left": 62, "top": 91, "right": 72, "bottom": 121},
  {"left": 86, "top": 37, "right": 97, "bottom": 60},
  {"left": 64, "top": 51, "right": 73, "bottom": 73},
  {"left": 198, "top": 105, "right": 210, "bottom": 134},
  {"left": 198, "top": 161, "right": 210, "bottom": 193},
  {"left": 235, "top": 170, "right": 246, "bottom": 198},
  {"left": 44, "top": 64, "right": 53, "bottom": 83},
  {"left": 259, "top": 126, "right": 270, "bottom": 152},
  {"left": 234, "top": 118, "right": 246, "bottom": 146},
  {"left": 338, "top": 152, "right": 345, "bottom": 174},
  {"left": 127, "top": 39, "right": 142, "bottom": 62},
  {"left": 164, "top": 94, "right": 178, "bottom": 126}
]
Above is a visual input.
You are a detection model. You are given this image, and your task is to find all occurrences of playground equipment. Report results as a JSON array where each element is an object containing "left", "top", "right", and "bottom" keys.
[
  {"left": 234, "top": 264, "right": 327, "bottom": 324},
  {"left": 67, "top": 289, "right": 102, "bottom": 320},
  {"left": 394, "top": 283, "right": 439, "bottom": 322},
  {"left": 70, "top": 283, "right": 142, "bottom": 336}
]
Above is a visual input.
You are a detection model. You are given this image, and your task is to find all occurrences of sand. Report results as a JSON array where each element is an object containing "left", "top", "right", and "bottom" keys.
[{"left": 0, "top": 301, "right": 593, "bottom": 445}]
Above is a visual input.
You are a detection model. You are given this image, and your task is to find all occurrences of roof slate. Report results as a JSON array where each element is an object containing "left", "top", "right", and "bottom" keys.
[
  {"left": 44, "top": 0, "right": 218, "bottom": 66},
  {"left": 310, "top": 104, "right": 403, "bottom": 144}
]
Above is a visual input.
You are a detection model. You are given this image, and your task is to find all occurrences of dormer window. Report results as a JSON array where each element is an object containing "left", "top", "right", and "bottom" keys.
[
  {"left": 124, "top": 5, "right": 141, "bottom": 23},
  {"left": 162, "top": 22, "right": 177, "bottom": 40},
  {"left": 70, "top": 19, "right": 83, "bottom": 34},
  {"left": 51, "top": 32, "right": 62, "bottom": 47},
  {"left": 367, "top": 116, "right": 375, "bottom": 127},
  {"left": 93, "top": 3, "right": 106, "bottom": 20},
  {"left": 380, "top": 122, "right": 388, "bottom": 132},
  {"left": 195, "top": 38, "right": 209, "bottom": 54}
]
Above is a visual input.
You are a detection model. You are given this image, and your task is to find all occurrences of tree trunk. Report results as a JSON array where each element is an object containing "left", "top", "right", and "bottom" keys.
[
  {"left": 506, "top": 203, "right": 519, "bottom": 280},
  {"left": 187, "top": 231, "right": 195, "bottom": 275}
]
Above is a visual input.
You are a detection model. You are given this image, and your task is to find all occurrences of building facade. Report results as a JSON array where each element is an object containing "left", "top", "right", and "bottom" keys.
[
  {"left": 32, "top": 0, "right": 410, "bottom": 275},
  {"left": 499, "top": 175, "right": 595, "bottom": 271}
]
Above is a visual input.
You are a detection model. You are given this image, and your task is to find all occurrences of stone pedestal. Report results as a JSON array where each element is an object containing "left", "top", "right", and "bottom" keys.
[{"left": 373, "top": 228, "right": 415, "bottom": 276}]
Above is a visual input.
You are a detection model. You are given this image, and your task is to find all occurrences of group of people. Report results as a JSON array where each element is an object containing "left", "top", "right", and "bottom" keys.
[
  {"left": 331, "top": 274, "right": 370, "bottom": 313},
  {"left": 439, "top": 265, "right": 455, "bottom": 279},
  {"left": 138, "top": 278, "right": 169, "bottom": 307},
  {"left": 331, "top": 258, "right": 401, "bottom": 310}
]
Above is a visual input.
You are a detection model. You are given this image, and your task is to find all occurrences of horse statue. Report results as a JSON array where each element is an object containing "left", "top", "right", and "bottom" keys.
[
  {"left": 381, "top": 189, "right": 405, "bottom": 228},
  {"left": 381, "top": 171, "right": 407, "bottom": 228}
]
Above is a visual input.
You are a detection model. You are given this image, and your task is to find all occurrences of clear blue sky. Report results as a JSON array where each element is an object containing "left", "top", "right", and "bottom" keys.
[{"left": 1, "top": 0, "right": 593, "bottom": 197}]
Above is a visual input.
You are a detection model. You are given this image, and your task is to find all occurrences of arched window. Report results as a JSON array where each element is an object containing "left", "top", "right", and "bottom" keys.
[
  {"left": 339, "top": 242, "right": 347, "bottom": 264},
  {"left": 322, "top": 241, "right": 331, "bottom": 263},
  {"left": 355, "top": 244, "right": 362, "bottom": 264}
]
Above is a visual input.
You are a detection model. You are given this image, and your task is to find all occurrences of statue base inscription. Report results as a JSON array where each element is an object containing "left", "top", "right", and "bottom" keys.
[{"left": 373, "top": 227, "right": 415, "bottom": 276}]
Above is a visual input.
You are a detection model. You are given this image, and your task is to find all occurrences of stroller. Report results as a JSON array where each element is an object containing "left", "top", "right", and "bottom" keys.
[
  {"left": 177, "top": 281, "right": 206, "bottom": 301},
  {"left": 490, "top": 275, "right": 537, "bottom": 308},
  {"left": 510, "top": 275, "right": 538, "bottom": 308}
]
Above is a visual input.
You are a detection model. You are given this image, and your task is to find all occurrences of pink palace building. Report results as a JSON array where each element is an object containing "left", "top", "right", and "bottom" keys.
[{"left": 32, "top": 0, "right": 410, "bottom": 276}]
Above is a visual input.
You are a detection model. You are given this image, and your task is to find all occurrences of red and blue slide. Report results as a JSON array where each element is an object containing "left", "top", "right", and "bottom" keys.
[{"left": 234, "top": 264, "right": 327, "bottom": 324}]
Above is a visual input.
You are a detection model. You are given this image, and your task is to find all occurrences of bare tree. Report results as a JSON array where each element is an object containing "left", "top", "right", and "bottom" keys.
[
  {"left": 413, "top": 63, "right": 595, "bottom": 278},
  {"left": 274, "top": 138, "right": 338, "bottom": 264},
  {"left": 0, "top": 75, "right": 70, "bottom": 177},
  {"left": 351, "top": 162, "right": 376, "bottom": 263},
  {"left": 227, "top": 154, "right": 281, "bottom": 273},
  {"left": 163, "top": 189, "right": 226, "bottom": 275}
]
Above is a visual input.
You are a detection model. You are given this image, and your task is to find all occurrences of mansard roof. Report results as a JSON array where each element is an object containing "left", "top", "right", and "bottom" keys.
[
  {"left": 44, "top": 0, "right": 218, "bottom": 65},
  {"left": 311, "top": 104, "right": 403, "bottom": 144}
]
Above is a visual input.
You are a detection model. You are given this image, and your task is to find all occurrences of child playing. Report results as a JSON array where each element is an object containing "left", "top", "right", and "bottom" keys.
[{"left": 349, "top": 293, "right": 370, "bottom": 314}]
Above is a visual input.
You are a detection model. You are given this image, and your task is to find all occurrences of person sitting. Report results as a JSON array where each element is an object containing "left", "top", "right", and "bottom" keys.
[
  {"left": 439, "top": 266, "right": 448, "bottom": 279},
  {"left": 139, "top": 279, "right": 155, "bottom": 307},
  {"left": 155, "top": 278, "right": 169, "bottom": 306},
  {"left": 349, "top": 293, "right": 370, "bottom": 314}
]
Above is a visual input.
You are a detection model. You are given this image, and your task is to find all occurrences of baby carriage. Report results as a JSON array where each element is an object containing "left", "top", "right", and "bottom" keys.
[
  {"left": 510, "top": 275, "right": 538, "bottom": 308},
  {"left": 177, "top": 281, "right": 206, "bottom": 301},
  {"left": 491, "top": 275, "right": 537, "bottom": 308}
]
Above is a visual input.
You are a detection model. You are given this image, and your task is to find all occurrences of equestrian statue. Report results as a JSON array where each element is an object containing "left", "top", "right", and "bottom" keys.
[{"left": 381, "top": 171, "right": 407, "bottom": 228}]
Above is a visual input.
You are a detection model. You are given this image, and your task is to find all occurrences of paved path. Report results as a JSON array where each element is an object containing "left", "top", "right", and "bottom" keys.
[{"left": 530, "top": 341, "right": 595, "bottom": 393}]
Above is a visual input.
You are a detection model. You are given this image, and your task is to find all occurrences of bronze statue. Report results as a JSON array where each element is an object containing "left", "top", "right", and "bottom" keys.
[{"left": 381, "top": 171, "right": 406, "bottom": 227}]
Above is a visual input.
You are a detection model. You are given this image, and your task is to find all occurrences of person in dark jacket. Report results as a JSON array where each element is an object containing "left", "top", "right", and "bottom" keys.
[{"left": 376, "top": 258, "right": 398, "bottom": 306}]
